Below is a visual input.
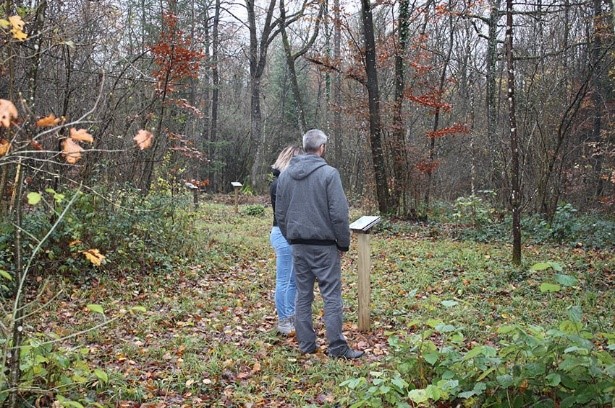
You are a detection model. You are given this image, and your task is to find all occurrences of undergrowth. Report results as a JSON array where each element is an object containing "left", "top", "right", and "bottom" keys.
[{"left": 1, "top": 194, "right": 613, "bottom": 406}]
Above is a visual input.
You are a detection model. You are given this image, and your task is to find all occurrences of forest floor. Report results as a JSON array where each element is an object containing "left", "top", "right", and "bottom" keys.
[{"left": 28, "top": 201, "right": 615, "bottom": 407}]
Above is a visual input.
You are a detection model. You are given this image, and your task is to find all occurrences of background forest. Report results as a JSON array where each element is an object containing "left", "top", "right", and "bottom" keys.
[
  {"left": 1, "top": 0, "right": 613, "bottom": 218},
  {"left": 1, "top": 0, "right": 615, "bottom": 406}
]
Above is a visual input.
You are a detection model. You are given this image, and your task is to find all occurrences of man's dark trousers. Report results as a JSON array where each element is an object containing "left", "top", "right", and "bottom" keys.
[{"left": 292, "top": 244, "right": 349, "bottom": 356}]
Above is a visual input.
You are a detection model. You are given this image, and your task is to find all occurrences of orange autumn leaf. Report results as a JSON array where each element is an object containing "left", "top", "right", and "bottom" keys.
[
  {"left": 0, "top": 99, "right": 18, "bottom": 128},
  {"left": 8, "top": 15, "right": 25, "bottom": 31},
  {"left": 70, "top": 128, "right": 94, "bottom": 144},
  {"left": 62, "top": 138, "right": 83, "bottom": 164},
  {"left": 134, "top": 129, "right": 153, "bottom": 150},
  {"left": 0, "top": 139, "right": 11, "bottom": 157},
  {"left": 81, "top": 249, "right": 105, "bottom": 266},
  {"left": 36, "top": 114, "right": 62, "bottom": 127},
  {"left": 8, "top": 16, "right": 27, "bottom": 41}
]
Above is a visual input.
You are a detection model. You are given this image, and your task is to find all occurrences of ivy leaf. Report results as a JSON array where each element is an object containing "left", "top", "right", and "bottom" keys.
[
  {"left": 130, "top": 306, "right": 147, "bottom": 313},
  {"left": 408, "top": 389, "right": 429, "bottom": 403},
  {"left": 87, "top": 304, "right": 105, "bottom": 315},
  {"left": 539, "top": 282, "right": 561, "bottom": 293},
  {"left": 27, "top": 192, "right": 42, "bottom": 205},
  {"left": 0, "top": 270, "right": 12, "bottom": 281},
  {"left": 555, "top": 274, "right": 577, "bottom": 287},
  {"left": 94, "top": 368, "right": 109, "bottom": 383},
  {"left": 530, "top": 262, "right": 553, "bottom": 271}
]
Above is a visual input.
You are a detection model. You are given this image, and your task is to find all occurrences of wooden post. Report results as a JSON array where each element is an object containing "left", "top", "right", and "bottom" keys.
[
  {"left": 231, "top": 182, "right": 242, "bottom": 213},
  {"left": 349, "top": 215, "right": 381, "bottom": 332},
  {"left": 184, "top": 182, "right": 199, "bottom": 210},
  {"left": 356, "top": 232, "right": 371, "bottom": 331}
]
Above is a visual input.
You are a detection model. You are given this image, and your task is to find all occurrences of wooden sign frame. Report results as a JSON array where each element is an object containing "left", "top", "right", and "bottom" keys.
[{"left": 350, "top": 216, "right": 380, "bottom": 332}]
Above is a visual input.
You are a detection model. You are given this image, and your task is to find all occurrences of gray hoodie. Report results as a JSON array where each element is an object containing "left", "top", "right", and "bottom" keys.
[{"left": 275, "top": 154, "right": 350, "bottom": 251}]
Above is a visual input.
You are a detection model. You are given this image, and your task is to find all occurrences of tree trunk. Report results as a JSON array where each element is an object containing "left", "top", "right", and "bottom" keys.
[
  {"left": 590, "top": 0, "right": 606, "bottom": 198},
  {"left": 391, "top": 0, "right": 410, "bottom": 214},
  {"left": 506, "top": 0, "right": 522, "bottom": 266},
  {"left": 424, "top": 6, "right": 454, "bottom": 210},
  {"left": 7, "top": 160, "right": 24, "bottom": 408},
  {"left": 248, "top": 0, "right": 277, "bottom": 191},
  {"left": 279, "top": 0, "right": 324, "bottom": 135},
  {"left": 360, "top": 0, "right": 391, "bottom": 214},
  {"left": 486, "top": 0, "right": 502, "bottom": 196},
  {"left": 210, "top": 0, "right": 220, "bottom": 190},
  {"left": 332, "top": 0, "right": 343, "bottom": 173}
]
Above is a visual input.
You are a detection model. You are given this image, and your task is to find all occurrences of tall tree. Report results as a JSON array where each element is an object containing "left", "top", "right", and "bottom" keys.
[
  {"left": 246, "top": 0, "right": 310, "bottom": 190},
  {"left": 391, "top": 0, "right": 410, "bottom": 213},
  {"left": 505, "top": 0, "right": 521, "bottom": 265},
  {"left": 360, "top": 0, "right": 391, "bottom": 213},
  {"left": 279, "top": 0, "right": 324, "bottom": 134}
]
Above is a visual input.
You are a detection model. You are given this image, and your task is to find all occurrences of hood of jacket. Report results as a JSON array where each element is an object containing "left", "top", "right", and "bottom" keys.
[{"left": 286, "top": 154, "right": 327, "bottom": 180}]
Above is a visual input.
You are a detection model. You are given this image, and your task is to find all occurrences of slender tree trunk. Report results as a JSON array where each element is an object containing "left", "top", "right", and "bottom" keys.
[
  {"left": 391, "top": 0, "right": 410, "bottom": 214},
  {"left": 248, "top": 0, "right": 276, "bottom": 190},
  {"left": 8, "top": 160, "right": 24, "bottom": 408},
  {"left": 590, "top": 0, "right": 605, "bottom": 198},
  {"left": 424, "top": 7, "right": 454, "bottom": 210},
  {"left": 279, "top": 0, "right": 323, "bottom": 135},
  {"left": 210, "top": 0, "right": 220, "bottom": 190},
  {"left": 360, "top": 0, "right": 391, "bottom": 214},
  {"left": 506, "top": 0, "right": 521, "bottom": 266},
  {"left": 332, "top": 0, "right": 342, "bottom": 172},
  {"left": 280, "top": 2, "right": 306, "bottom": 134},
  {"left": 486, "top": 0, "right": 502, "bottom": 195}
]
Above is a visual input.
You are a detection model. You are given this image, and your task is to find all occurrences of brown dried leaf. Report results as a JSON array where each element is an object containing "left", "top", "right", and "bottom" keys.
[
  {"left": 0, "top": 139, "right": 11, "bottom": 157},
  {"left": 0, "top": 99, "right": 18, "bottom": 128},
  {"left": 62, "top": 138, "right": 83, "bottom": 164},
  {"left": 70, "top": 127, "right": 94, "bottom": 144},
  {"left": 134, "top": 129, "right": 153, "bottom": 150},
  {"left": 36, "top": 114, "right": 62, "bottom": 127}
]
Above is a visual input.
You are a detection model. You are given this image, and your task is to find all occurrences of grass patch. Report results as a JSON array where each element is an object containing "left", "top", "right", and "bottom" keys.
[{"left": 8, "top": 201, "right": 614, "bottom": 406}]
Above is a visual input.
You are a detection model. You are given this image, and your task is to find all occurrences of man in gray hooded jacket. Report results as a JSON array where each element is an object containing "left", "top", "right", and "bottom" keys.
[{"left": 275, "top": 129, "right": 364, "bottom": 359}]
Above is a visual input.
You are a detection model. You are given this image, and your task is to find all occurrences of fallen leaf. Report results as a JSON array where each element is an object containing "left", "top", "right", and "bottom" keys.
[
  {"left": 62, "top": 138, "right": 83, "bottom": 164},
  {"left": 82, "top": 249, "right": 105, "bottom": 266},
  {"left": 134, "top": 129, "right": 153, "bottom": 150},
  {"left": 36, "top": 114, "right": 62, "bottom": 127},
  {"left": 70, "top": 127, "right": 94, "bottom": 143},
  {"left": 0, "top": 99, "right": 18, "bottom": 128},
  {"left": 30, "top": 140, "right": 43, "bottom": 150},
  {"left": 0, "top": 139, "right": 11, "bottom": 157}
]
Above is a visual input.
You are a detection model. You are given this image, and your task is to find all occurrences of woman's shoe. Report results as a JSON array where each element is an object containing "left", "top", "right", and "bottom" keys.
[{"left": 277, "top": 317, "right": 295, "bottom": 335}]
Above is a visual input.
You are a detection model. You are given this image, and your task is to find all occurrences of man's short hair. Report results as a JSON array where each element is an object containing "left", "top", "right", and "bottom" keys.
[{"left": 303, "top": 129, "right": 328, "bottom": 152}]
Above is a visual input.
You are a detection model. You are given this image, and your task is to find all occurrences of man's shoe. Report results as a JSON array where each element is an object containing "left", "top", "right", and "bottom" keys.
[{"left": 331, "top": 348, "right": 364, "bottom": 359}]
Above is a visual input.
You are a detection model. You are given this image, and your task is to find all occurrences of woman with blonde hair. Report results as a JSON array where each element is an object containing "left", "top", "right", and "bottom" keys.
[{"left": 270, "top": 145, "right": 302, "bottom": 334}]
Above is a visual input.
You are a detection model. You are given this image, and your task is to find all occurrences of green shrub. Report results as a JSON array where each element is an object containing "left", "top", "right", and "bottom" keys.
[
  {"left": 341, "top": 262, "right": 615, "bottom": 407},
  {"left": 456, "top": 203, "right": 615, "bottom": 250},
  {"left": 0, "top": 334, "right": 115, "bottom": 406},
  {"left": 1, "top": 186, "right": 202, "bottom": 276},
  {"left": 243, "top": 204, "right": 265, "bottom": 216}
]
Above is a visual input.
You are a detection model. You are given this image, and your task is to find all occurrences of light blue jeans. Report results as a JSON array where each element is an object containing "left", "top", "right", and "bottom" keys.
[{"left": 270, "top": 226, "right": 296, "bottom": 320}]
